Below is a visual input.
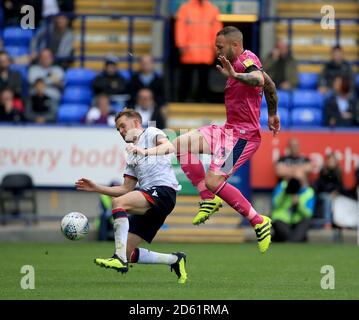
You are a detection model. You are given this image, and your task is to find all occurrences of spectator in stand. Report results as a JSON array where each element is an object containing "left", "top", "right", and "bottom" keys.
[
  {"left": 319, "top": 45, "right": 353, "bottom": 94},
  {"left": 275, "top": 137, "right": 313, "bottom": 186},
  {"left": 323, "top": 75, "right": 359, "bottom": 127},
  {"left": 3, "top": 1, "right": 74, "bottom": 28},
  {"left": 84, "top": 93, "right": 116, "bottom": 126},
  {"left": 92, "top": 56, "right": 128, "bottom": 101},
  {"left": 264, "top": 38, "right": 298, "bottom": 90},
  {"left": 313, "top": 152, "right": 343, "bottom": 229},
  {"left": 131, "top": 88, "right": 165, "bottom": 129},
  {"left": 30, "top": 14, "right": 74, "bottom": 68},
  {"left": 0, "top": 50, "right": 23, "bottom": 100},
  {"left": 271, "top": 177, "right": 315, "bottom": 242},
  {"left": 2, "top": 0, "right": 27, "bottom": 26},
  {"left": 128, "top": 55, "right": 166, "bottom": 109},
  {"left": 0, "top": 88, "right": 25, "bottom": 122},
  {"left": 28, "top": 48, "right": 64, "bottom": 103},
  {"left": 30, "top": 0, "right": 75, "bottom": 28},
  {"left": 25, "top": 78, "right": 57, "bottom": 123},
  {"left": 174, "top": 0, "right": 223, "bottom": 102}
]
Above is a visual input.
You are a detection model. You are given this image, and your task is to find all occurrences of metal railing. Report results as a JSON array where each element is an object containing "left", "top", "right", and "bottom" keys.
[
  {"left": 44, "top": 11, "right": 170, "bottom": 72},
  {"left": 258, "top": 16, "right": 359, "bottom": 66}
]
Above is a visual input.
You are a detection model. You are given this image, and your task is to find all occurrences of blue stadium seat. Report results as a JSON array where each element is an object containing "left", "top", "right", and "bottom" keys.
[
  {"left": 62, "top": 87, "right": 93, "bottom": 105},
  {"left": 64, "top": 68, "right": 97, "bottom": 87},
  {"left": 119, "top": 70, "right": 132, "bottom": 82},
  {"left": 111, "top": 102, "right": 125, "bottom": 113},
  {"left": 277, "top": 90, "right": 291, "bottom": 109},
  {"left": 3, "top": 27, "right": 33, "bottom": 47},
  {"left": 355, "top": 74, "right": 359, "bottom": 89},
  {"left": 278, "top": 107, "right": 290, "bottom": 128},
  {"left": 57, "top": 104, "right": 89, "bottom": 123},
  {"left": 291, "top": 107, "right": 323, "bottom": 127},
  {"left": 298, "top": 73, "right": 319, "bottom": 89},
  {"left": 260, "top": 107, "right": 290, "bottom": 129},
  {"left": 262, "top": 90, "right": 290, "bottom": 109},
  {"left": 292, "top": 89, "right": 323, "bottom": 109},
  {"left": 5, "top": 46, "right": 30, "bottom": 57}
]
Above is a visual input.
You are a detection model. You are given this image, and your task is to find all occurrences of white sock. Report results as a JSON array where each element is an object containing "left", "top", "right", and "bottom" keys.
[
  {"left": 113, "top": 217, "right": 129, "bottom": 262},
  {"left": 137, "top": 248, "right": 177, "bottom": 265}
]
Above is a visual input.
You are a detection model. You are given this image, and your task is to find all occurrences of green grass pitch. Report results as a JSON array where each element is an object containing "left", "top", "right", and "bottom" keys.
[{"left": 0, "top": 242, "right": 358, "bottom": 300}]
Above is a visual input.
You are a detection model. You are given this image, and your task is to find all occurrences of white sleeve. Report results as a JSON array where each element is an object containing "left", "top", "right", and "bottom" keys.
[
  {"left": 147, "top": 127, "right": 167, "bottom": 144},
  {"left": 123, "top": 164, "right": 136, "bottom": 179}
]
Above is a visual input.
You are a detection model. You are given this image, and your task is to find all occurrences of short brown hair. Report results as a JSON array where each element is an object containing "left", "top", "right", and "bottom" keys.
[
  {"left": 115, "top": 108, "right": 142, "bottom": 123},
  {"left": 217, "top": 26, "right": 243, "bottom": 41}
]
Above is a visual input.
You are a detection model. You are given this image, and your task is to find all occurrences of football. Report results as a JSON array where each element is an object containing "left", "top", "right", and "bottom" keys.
[{"left": 61, "top": 212, "right": 89, "bottom": 241}]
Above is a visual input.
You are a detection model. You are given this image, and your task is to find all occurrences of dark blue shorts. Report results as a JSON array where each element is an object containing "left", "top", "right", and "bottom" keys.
[{"left": 128, "top": 186, "right": 177, "bottom": 243}]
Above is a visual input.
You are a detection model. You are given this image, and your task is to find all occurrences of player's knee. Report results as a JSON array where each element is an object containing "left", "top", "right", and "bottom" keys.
[
  {"left": 112, "top": 197, "right": 131, "bottom": 211},
  {"left": 126, "top": 245, "right": 136, "bottom": 260}
]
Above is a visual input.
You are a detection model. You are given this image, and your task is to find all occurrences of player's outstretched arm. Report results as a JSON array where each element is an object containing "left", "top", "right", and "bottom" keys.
[
  {"left": 126, "top": 137, "right": 175, "bottom": 156},
  {"left": 217, "top": 55, "right": 264, "bottom": 86},
  {"left": 75, "top": 177, "right": 137, "bottom": 197},
  {"left": 263, "top": 71, "right": 280, "bottom": 137}
]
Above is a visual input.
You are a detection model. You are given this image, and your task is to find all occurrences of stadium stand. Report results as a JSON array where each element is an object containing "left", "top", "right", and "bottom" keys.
[
  {"left": 57, "top": 103, "right": 89, "bottom": 123},
  {"left": 72, "top": 0, "right": 157, "bottom": 71},
  {"left": 291, "top": 107, "right": 323, "bottom": 127},
  {"left": 64, "top": 68, "right": 97, "bottom": 87},
  {"left": 61, "top": 86, "right": 93, "bottom": 105},
  {"left": 275, "top": 1, "right": 358, "bottom": 73},
  {"left": 298, "top": 72, "right": 319, "bottom": 89},
  {"left": 292, "top": 89, "right": 324, "bottom": 110}
]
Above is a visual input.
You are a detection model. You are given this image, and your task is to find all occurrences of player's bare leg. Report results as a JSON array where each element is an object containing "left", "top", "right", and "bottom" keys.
[
  {"left": 94, "top": 191, "right": 151, "bottom": 273},
  {"left": 127, "top": 233, "right": 187, "bottom": 284}
]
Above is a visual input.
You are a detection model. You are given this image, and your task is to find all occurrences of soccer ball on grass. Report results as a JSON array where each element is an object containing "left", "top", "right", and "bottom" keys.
[{"left": 61, "top": 212, "right": 89, "bottom": 240}]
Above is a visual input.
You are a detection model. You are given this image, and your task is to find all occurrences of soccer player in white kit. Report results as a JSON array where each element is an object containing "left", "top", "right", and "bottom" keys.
[{"left": 75, "top": 109, "right": 187, "bottom": 284}]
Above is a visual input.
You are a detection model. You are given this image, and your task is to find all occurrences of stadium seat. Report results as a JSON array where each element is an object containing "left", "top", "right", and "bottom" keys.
[
  {"left": 0, "top": 173, "right": 37, "bottom": 225},
  {"left": 64, "top": 68, "right": 97, "bottom": 87},
  {"left": 291, "top": 107, "right": 323, "bottom": 127},
  {"left": 62, "top": 87, "right": 93, "bottom": 105},
  {"left": 57, "top": 104, "right": 89, "bottom": 123},
  {"left": 298, "top": 73, "right": 319, "bottom": 89},
  {"left": 119, "top": 70, "right": 132, "bottom": 82},
  {"left": 277, "top": 90, "right": 291, "bottom": 109},
  {"left": 260, "top": 107, "right": 290, "bottom": 129},
  {"left": 261, "top": 90, "right": 291, "bottom": 110},
  {"left": 292, "top": 89, "right": 324, "bottom": 109},
  {"left": 5, "top": 46, "right": 30, "bottom": 57},
  {"left": 355, "top": 74, "right": 359, "bottom": 89},
  {"left": 3, "top": 27, "right": 33, "bottom": 47}
]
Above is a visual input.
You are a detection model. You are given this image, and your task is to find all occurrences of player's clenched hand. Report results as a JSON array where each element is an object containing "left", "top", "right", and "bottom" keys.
[
  {"left": 216, "top": 55, "right": 237, "bottom": 78},
  {"left": 126, "top": 144, "right": 146, "bottom": 156},
  {"left": 268, "top": 115, "right": 280, "bottom": 137},
  {"left": 75, "top": 178, "right": 97, "bottom": 192}
]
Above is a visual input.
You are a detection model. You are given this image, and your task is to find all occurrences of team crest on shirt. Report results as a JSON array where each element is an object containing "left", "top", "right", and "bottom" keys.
[{"left": 242, "top": 58, "right": 254, "bottom": 68}]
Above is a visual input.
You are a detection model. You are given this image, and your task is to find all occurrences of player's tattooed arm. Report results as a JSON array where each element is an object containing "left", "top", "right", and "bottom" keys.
[
  {"left": 234, "top": 71, "right": 264, "bottom": 86},
  {"left": 263, "top": 71, "right": 280, "bottom": 136},
  {"left": 263, "top": 71, "right": 278, "bottom": 116}
]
